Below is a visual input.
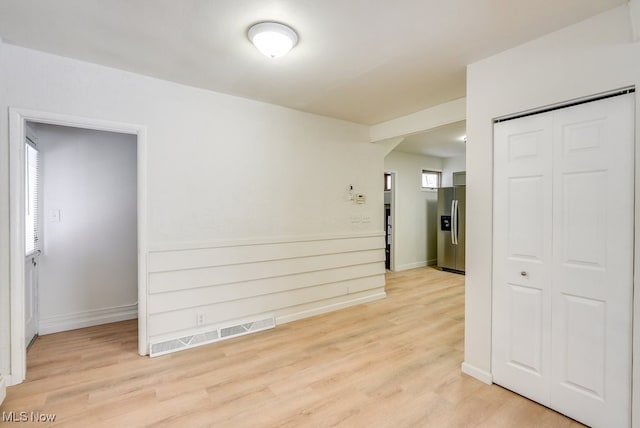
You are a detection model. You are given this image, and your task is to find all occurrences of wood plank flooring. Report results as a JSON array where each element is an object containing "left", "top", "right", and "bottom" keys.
[{"left": 1, "top": 268, "right": 584, "bottom": 427}]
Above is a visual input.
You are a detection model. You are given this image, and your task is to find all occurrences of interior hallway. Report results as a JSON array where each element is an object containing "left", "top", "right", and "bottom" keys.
[{"left": 1, "top": 268, "right": 583, "bottom": 427}]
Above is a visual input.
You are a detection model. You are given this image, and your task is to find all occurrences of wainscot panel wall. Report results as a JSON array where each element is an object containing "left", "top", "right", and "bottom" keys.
[{"left": 147, "top": 234, "right": 386, "bottom": 344}]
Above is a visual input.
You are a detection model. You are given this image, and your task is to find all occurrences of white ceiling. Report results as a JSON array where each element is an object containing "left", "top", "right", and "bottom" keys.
[
  {"left": 0, "top": 0, "right": 627, "bottom": 125},
  {"left": 395, "top": 120, "right": 466, "bottom": 158}
]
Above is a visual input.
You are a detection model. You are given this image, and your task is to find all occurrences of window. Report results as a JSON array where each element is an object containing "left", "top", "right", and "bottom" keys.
[
  {"left": 25, "top": 141, "right": 39, "bottom": 255},
  {"left": 384, "top": 173, "right": 391, "bottom": 191},
  {"left": 421, "top": 170, "right": 440, "bottom": 190}
]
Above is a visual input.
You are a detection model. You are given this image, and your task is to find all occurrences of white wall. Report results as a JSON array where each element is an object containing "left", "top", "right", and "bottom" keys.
[
  {"left": 464, "top": 3, "right": 640, "bottom": 395},
  {"left": 370, "top": 98, "right": 466, "bottom": 142},
  {"left": 384, "top": 151, "right": 442, "bottom": 270},
  {"left": 441, "top": 155, "right": 466, "bottom": 187},
  {"left": 36, "top": 124, "right": 138, "bottom": 334},
  {"left": 0, "top": 43, "right": 386, "bottom": 375}
]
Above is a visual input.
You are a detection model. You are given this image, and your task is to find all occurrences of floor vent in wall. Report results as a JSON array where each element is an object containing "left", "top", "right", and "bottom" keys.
[
  {"left": 149, "top": 315, "right": 275, "bottom": 357},
  {"left": 220, "top": 317, "right": 275, "bottom": 340},
  {"left": 150, "top": 330, "right": 220, "bottom": 357}
]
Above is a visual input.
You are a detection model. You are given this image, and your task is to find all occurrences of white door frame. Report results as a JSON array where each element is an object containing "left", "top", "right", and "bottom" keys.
[
  {"left": 385, "top": 171, "right": 397, "bottom": 271},
  {"left": 8, "top": 108, "right": 148, "bottom": 385}
]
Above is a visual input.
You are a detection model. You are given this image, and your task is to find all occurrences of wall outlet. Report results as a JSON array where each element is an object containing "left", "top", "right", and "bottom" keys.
[{"left": 196, "top": 313, "right": 205, "bottom": 326}]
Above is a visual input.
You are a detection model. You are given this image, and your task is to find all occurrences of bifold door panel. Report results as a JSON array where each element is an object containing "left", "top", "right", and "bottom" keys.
[{"left": 492, "top": 93, "right": 634, "bottom": 428}]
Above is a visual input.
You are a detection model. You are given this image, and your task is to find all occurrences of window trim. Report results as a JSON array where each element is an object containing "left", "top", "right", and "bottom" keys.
[
  {"left": 25, "top": 140, "right": 39, "bottom": 256},
  {"left": 384, "top": 173, "right": 392, "bottom": 192},
  {"left": 421, "top": 169, "right": 441, "bottom": 191}
]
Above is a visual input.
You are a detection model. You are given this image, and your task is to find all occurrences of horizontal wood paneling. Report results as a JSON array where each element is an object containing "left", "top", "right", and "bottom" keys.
[
  {"left": 149, "top": 279, "right": 385, "bottom": 337},
  {"left": 149, "top": 249, "right": 383, "bottom": 294},
  {"left": 147, "top": 235, "right": 386, "bottom": 342},
  {"left": 148, "top": 235, "right": 384, "bottom": 272},
  {"left": 149, "top": 262, "right": 383, "bottom": 313}
]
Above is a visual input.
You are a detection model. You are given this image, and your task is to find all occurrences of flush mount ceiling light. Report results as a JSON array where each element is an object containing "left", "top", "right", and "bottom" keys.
[{"left": 248, "top": 22, "right": 298, "bottom": 58}]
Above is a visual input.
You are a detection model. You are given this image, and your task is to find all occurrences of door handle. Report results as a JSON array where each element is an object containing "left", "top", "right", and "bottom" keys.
[
  {"left": 452, "top": 200, "right": 458, "bottom": 245},
  {"left": 450, "top": 199, "right": 456, "bottom": 245}
]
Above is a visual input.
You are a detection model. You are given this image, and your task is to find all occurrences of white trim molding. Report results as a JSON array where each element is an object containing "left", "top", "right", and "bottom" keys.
[
  {"left": 7, "top": 108, "right": 149, "bottom": 386},
  {"left": 630, "top": 0, "right": 640, "bottom": 42},
  {"left": 395, "top": 261, "right": 428, "bottom": 272},
  {"left": 461, "top": 362, "right": 493, "bottom": 385},
  {"left": 39, "top": 303, "right": 138, "bottom": 335},
  {"left": 0, "top": 374, "right": 6, "bottom": 405}
]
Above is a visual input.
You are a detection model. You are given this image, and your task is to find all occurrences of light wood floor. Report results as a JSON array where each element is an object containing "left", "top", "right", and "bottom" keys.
[{"left": 1, "top": 268, "right": 584, "bottom": 427}]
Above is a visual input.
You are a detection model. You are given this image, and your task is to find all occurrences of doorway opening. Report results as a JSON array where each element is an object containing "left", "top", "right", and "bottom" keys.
[
  {"left": 384, "top": 171, "right": 396, "bottom": 271},
  {"left": 8, "top": 109, "right": 148, "bottom": 386},
  {"left": 382, "top": 120, "right": 466, "bottom": 272}
]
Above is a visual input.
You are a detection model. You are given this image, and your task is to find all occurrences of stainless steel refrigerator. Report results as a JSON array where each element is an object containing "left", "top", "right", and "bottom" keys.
[{"left": 437, "top": 186, "right": 465, "bottom": 273}]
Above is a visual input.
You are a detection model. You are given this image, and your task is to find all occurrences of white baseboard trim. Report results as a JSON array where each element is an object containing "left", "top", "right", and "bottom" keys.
[
  {"left": 427, "top": 258, "right": 437, "bottom": 266},
  {"left": 395, "top": 261, "right": 427, "bottom": 272},
  {"left": 0, "top": 375, "right": 6, "bottom": 405},
  {"left": 461, "top": 362, "right": 493, "bottom": 385},
  {"left": 39, "top": 303, "right": 138, "bottom": 335},
  {"left": 277, "top": 292, "right": 387, "bottom": 325}
]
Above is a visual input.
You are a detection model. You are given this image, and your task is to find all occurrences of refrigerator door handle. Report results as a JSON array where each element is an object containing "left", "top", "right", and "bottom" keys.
[
  {"left": 450, "top": 199, "right": 456, "bottom": 245},
  {"left": 453, "top": 199, "right": 458, "bottom": 245},
  {"left": 456, "top": 199, "right": 460, "bottom": 245}
]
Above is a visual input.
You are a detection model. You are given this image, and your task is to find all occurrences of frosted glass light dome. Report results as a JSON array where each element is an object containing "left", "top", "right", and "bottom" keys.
[{"left": 248, "top": 22, "right": 298, "bottom": 58}]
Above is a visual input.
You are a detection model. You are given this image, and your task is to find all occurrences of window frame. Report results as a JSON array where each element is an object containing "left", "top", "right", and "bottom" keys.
[
  {"left": 25, "top": 138, "right": 40, "bottom": 256},
  {"left": 384, "top": 173, "right": 392, "bottom": 192},
  {"left": 420, "top": 169, "right": 441, "bottom": 191}
]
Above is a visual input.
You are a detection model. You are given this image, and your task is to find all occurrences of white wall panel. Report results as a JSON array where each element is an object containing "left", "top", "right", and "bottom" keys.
[
  {"left": 147, "top": 235, "right": 386, "bottom": 341},
  {"left": 149, "top": 249, "right": 383, "bottom": 293},
  {"left": 149, "top": 263, "right": 383, "bottom": 313},
  {"left": 148, "top": 236, "right": 383, "bottom": 272}
]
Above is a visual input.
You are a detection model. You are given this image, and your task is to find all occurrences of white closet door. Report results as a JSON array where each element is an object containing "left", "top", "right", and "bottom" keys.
[
  {"left": 492, "top": 113, "right": 554, "bottom": 405},
  {"left": 550, "top": 94, "right": 634, "bottom": 427},
  {"left": 493, "top": 93, "right": 634, "bottom": 428}
]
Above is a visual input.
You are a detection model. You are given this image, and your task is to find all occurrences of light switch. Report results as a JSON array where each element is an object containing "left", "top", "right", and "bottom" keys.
[{"left": 48, "top": 209, "right": 61, "bottom": 223}]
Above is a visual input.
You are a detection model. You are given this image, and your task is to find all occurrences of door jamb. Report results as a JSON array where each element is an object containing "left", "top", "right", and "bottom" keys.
[
  {"left": 385, "top": 171, "right": 397, "bottom": 271},
  {"left": 8, "top": 108, "right": 148, "bottom": 385}
]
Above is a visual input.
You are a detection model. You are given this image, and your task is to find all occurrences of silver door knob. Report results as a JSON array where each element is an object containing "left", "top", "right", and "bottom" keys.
[{"left": 520, "top": 271, "right": 528, "bottom": 276}]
